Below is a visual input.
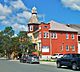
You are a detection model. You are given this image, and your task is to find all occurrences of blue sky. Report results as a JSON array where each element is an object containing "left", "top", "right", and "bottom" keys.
[{"left": 0, "top": 0, "right": 80, "bottom": 34}]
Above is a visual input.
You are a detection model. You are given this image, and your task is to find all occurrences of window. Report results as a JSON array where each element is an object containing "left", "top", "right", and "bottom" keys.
[
  {"left": 51, "top": 33, "right": 53, "bottom": 38},
  {"left": 66, "top": 33, "right": 69, "bottom": 39},
  {"left": 61, "top": 45, "right": 63, "bottom": 51},
  {"left": 51, "top": 32, "right": 57, "bottom": 39},
  {"left": 44, "top": 32, "right": 46, "bottom": 38},
  {"left": 30, "top": 36, "right": 32, "bottom": 40},
  {"left": 72, "top": 34, "right": 74, "bottom": 39},
  {"left": 54, "top": 33, "right": 57, "bottom": 38},
  {"left": 73, "top": 54, "right": 80, "bottom": 58},
  {"left": 44, "top": 26, "right": 48, "bottom": 28},
  {"left": 39, "top": 27, "right": 41, "bottom": 29},
  {"left": 42, "top": 46, "right": 49, "bottom": 52},
  {"left": 66, "top": 45, "right": 69, "bottom": 51},
  {"left": 30, "top": 25, "right": 33, "bottom": 31},
  {"left": 38, "top": 42, "right": 41, "bottom": 51},
  {"left": 63, "top": 54, "right": 72, "bottom": 58},
  {"left": 44, "top": 32, "right": 49, "bottom": 38},
  {"left": 47, "top": 32, "right": 49, "bottom": 38},
  {"left": 72, "top": 45, "right": 75, "bottom": 51},
  {"left": 63, "top": 55, "right": 68, "bottom": 58}
]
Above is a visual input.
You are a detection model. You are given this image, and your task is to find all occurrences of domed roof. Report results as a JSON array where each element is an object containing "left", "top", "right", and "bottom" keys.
[
  {"left": 29, "top": 7, "right": 39, "bottom": 23},
  {"left": 32, "top": 6, "right": 37, "bottom": 14}
]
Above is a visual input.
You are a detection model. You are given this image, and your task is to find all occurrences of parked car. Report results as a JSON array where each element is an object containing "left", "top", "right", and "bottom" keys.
[
  {"left": 51, "top": 53, "right": 63, "bottom": 59},
  {"left": 26, "top": 54, "right": 40, "bottom": 64},
  {"left": 20, "top": 54, "right": 40, "bottom": 64},
  {"left": 56, "top": 53, "right": 80, "bottom": 70},
  {"left": 20, "top": 54, "right": 27, "bottom": 63}
]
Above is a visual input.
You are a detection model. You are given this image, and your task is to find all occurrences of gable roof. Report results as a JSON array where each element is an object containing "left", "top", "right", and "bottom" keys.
[{"left": 49, "top": 20, "right": 78, "bottom": 32}]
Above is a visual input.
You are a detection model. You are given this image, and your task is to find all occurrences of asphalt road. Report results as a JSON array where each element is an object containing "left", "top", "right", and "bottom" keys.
[{"left": 0, "top": 60, "right": 80, "bottom": 72}]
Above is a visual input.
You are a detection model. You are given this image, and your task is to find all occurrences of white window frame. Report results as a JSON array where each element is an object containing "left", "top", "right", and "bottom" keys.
[
  {"left": 66, "top": 33, "right": 69, "bottom": 39},
  {"left": 46, "top": 32, "right": 49, "bottom": 38},
  {"left": 66, "top": 45, "right": 69, "bottom": 51},
  {"left": 51, "top": 32, "right": 57, "bottom": 39},
  {"left": 44, "top": 32, "right": 49, "bottom": 38},
  {"left": 44, "top": 32, "right": 46, "bottom": 38},
  {"left": 30, "top": 25, "right": 33, "bottom": 31},
  {"left": 72, "top": 45, "right": 75, "bottom": 51},
  {"left": 72, "top": 34, "right": 75, "bottom": 39}
]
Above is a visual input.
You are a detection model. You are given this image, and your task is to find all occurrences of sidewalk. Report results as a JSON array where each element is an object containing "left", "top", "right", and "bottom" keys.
[
  {"left": 0, "top": 57, "right": 7, "bottom": 60},
  {"left": 9, "top": 60, "right": 19, "bottom": 61},
  {"left": 40, "top": 61, "right": 56, "bottom": 66}
]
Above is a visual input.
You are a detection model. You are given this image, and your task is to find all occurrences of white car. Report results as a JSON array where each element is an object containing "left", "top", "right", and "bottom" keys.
[{"left": 51, "top": 53, "right": 63, "bottom": 59}]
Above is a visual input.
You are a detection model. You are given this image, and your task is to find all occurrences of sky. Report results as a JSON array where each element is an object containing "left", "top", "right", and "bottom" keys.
[{"left": 0, "top": 0, "right": 80, "bottom": 34}]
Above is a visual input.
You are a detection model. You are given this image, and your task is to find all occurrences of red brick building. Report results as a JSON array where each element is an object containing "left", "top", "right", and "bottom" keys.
[{"left": 28, "top": 7, "right": 78, "bottom": 56}]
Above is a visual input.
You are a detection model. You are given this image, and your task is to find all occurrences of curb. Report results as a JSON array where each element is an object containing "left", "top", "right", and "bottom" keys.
[{"left": 40, "top": 61, "right": 56, "bottom": 66}]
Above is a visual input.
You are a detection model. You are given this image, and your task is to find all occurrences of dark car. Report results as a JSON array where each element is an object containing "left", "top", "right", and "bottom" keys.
[
  {"left": 26, "top": 54, "right": 40, "bottom": 64},
  {"left": 20, "top": 54, "right": 27, "bottom": 63},
  {"left": 56, "top": 54, "right": 80, "bottom": 70}
]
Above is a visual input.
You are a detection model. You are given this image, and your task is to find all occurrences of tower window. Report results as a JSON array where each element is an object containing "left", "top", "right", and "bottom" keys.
[
  {"left": 30, "top": 25, "right": 33, "bottom": 31},
  {"left": 44, "top": 26, "right": 48, "bottom": 28}
]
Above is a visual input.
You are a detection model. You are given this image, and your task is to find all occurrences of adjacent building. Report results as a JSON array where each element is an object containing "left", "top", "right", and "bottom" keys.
[{"left": 66, "top": 24, "right": 80, "bottom": 53}]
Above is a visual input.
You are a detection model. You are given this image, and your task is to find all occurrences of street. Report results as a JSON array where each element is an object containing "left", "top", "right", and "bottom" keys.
[{"left": 0, "top": 60, "right": 80, "bottom": 72}]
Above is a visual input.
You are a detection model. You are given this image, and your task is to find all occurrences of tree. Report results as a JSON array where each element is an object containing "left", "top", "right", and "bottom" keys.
[
  {"left": 4, "top": 26, "right": 14, "bottom": 37},
  {"left": 0, "top": 27, "right": 35, "bottom": 59},
  {"left": 18, "top": 31, "right": 34, "bottom": 54},
  {"left": 2, "top": 26, "right": 14, "bottom": 59},
  {"left": 0, "top": 31, "right": 4, "bottom": 56}
]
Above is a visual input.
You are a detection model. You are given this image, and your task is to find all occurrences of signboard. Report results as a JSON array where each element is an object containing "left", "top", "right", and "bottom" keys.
[{"left": 42, "top": 46, "right": 49, "bottom": 52}]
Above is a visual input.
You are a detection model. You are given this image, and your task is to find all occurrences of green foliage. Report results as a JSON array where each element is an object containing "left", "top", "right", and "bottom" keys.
[
  {"left": 18, "top": 31, "right": 35, "bottom": 54},
  {"left": 0, "top": 26, "right": 14, "bottom": 58},
  {"left": 4, "top": 26, "right": 14, "bottom": 37},
  {"left": 0, "top": 27, "right": 35, "bottom": 58}
]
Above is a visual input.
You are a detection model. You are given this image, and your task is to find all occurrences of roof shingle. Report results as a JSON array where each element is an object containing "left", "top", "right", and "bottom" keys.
[{"left": 49, "top": 20, "right": 78, "bottom": 32}]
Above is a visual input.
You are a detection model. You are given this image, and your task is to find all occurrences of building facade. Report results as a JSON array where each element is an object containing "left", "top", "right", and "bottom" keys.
[
  {"left": 66, "top": 24, "right": 80, "bottom": 53},
  {"left": 28, "top": 7, "right": 78, "bottom": 56}
]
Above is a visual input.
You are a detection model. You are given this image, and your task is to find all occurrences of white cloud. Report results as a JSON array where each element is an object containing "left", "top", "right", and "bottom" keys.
[
  {"left": 10, "top": 0, "right": 27, "bottom": 10},
  {"left": 1, "top": 20, "right": 10, "bottom": 25},
  {"left": 0, "top": 16, "right": 6, "bottom": 20},
  {"left": 20, "top": 25, "right": 27, "bottom": 31},
  {"left": 61, "top": 0, "right": 80, "bottom": 11},
  {"left": 0, "top": 0, "right": 31, "bottom": 33},
  {"left": 17, "top": 11, "right": 31, "bottom": 19},
  {"left": 12, "top": 23, "right": 28, "bottom": 31},
  {"left": 0, "top": 4, "right": 12, "bottom": 15},
  {"left": 13, "top": 23, "right": 20, "bottom": 30}
]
